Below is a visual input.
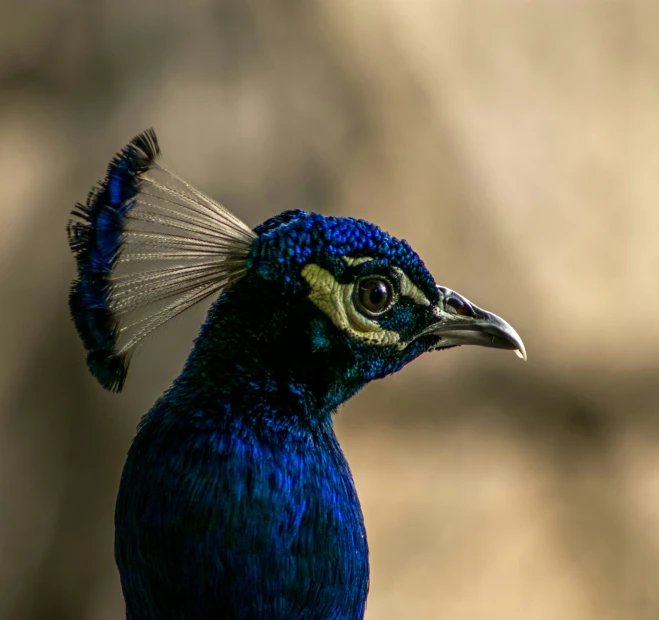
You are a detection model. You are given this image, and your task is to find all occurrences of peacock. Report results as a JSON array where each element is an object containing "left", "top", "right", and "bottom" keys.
[{"left": 68, "top": 129, "right": 525, "bottom": 620}]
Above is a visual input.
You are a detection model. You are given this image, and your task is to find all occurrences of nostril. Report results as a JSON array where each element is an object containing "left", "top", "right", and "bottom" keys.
[{"left": 445, "top": 296, "right": 475, "bottom": 317}]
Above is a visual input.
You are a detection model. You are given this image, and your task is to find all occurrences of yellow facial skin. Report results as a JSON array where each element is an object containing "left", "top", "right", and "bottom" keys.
[
  {"left": 391, "top": 267, "right": 430, "bottom": 307},
  {"left": 300, "top": 258, "right": 430, "bottom": 348}
]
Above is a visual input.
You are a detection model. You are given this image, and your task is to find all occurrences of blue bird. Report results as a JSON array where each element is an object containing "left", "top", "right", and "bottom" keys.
[{"left": 68, "top": 130, "right": 525, "bottom": 620}]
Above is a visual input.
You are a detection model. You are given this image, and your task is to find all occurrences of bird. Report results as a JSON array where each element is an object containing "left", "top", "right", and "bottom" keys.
[{"left": 68, "top": 129, "right": 525, "bottom": 620}]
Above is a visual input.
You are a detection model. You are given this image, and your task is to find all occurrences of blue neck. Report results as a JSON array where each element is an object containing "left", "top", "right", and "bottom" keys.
[
  {"left": 172, "top": 275, "right": 367, "bottom": 426},
  {"left": 115, "top": 277, "right": 370, "bottom": 619}
]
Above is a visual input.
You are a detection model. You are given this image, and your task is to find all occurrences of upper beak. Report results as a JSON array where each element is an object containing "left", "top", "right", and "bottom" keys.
[{"left": 418, "top": 286, "right": 527, "bottom": 361}]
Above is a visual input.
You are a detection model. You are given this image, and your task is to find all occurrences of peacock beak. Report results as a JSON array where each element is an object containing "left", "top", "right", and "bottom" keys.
[{"left": 418, "top": 286, "right": 527, "bottom": 360}]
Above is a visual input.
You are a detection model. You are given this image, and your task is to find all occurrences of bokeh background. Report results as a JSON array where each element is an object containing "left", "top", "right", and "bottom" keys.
[{"left": 2, "top": 1, "right": 659, "bottom": 618}]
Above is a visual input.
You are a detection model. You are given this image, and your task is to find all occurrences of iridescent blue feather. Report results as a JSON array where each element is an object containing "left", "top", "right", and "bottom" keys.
[{"left": 68, "top": 130, "right": 160, "bottom": 390}]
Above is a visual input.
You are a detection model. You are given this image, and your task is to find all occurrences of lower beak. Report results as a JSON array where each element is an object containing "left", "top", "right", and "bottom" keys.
[{"left": 421, "top": 287, "right": 527, "bottom": 361}]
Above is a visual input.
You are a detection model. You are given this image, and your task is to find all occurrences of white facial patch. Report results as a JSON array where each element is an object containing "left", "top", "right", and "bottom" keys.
[
  {"left": 344, "top": 258, "right": 430, "bottom": 306},
  {"left": 301, "top": 259, "right": 431, "bottom": 347},
  {"left": 392, "top": 267, "right": 430, "bottom": 307},
  {"left": 301, "top": 263, "right": 400, "bottom": 346},
  {"left": 343, "top": 256, "right": 374, "bottom": 267}
]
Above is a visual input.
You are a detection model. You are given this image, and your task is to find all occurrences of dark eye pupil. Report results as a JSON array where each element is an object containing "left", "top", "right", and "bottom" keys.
[
  {"left": 369, "top": 286, "right": 385, "bottom": 305},
  {"left": 357, "top": 278, "right": 393, "bottom": 314}
]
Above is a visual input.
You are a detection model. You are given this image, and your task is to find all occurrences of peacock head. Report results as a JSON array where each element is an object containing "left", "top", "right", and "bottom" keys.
[
  {"left": 68, "top": 130, "right": 525, "bottom": 401},
  {"left": 245, "top": 210, "right": 525, "bottom": 388}
]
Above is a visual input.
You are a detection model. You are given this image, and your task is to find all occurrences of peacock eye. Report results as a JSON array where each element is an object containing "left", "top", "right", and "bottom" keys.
[{"left": 354, "top": 277, "right": 395, "bottom": 316}]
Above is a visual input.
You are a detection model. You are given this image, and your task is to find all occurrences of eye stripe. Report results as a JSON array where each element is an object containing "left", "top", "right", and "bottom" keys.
[
  {"left": 302, "top": 259, "right": 431, "bottom": 349},
  {"left": 344, "top": 258, "right": 431, "bottom": 307},
  {"left": 391, "top": 267, "right": 430, "bottom": 306},
  {"left": 343, "top": 256, "right": 374, "bottom": 267}
]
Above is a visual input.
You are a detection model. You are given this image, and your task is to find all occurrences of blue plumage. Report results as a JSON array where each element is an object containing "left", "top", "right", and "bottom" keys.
[
  {"left": 68, "top": 130, "right": 161, "bottom": 390},
  {"left": 68, "top": 130, "right": 526, "bottom": 619}
]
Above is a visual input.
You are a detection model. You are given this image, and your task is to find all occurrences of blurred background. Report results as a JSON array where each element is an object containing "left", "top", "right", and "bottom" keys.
[{"left": 1, "top": 1, "right": 658, "bottom": 618}]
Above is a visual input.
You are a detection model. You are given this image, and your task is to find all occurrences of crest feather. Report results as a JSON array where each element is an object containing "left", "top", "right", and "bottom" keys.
[{"left": 68, "top": 129, "right": 255, "bottom": 391}]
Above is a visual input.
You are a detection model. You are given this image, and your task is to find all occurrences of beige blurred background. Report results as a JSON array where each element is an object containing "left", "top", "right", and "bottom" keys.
[{"left": 1, "top": 1, "right": 659, "bottom": 618}]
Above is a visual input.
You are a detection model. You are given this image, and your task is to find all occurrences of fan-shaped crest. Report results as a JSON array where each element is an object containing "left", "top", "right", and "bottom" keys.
[{"left": 68, "top": 129, "right": 255, "bottom": 391}]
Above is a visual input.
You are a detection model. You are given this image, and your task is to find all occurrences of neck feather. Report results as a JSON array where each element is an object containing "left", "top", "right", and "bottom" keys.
[{"left": 172, "top": 276, "right": 365, "bottom": 427}]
